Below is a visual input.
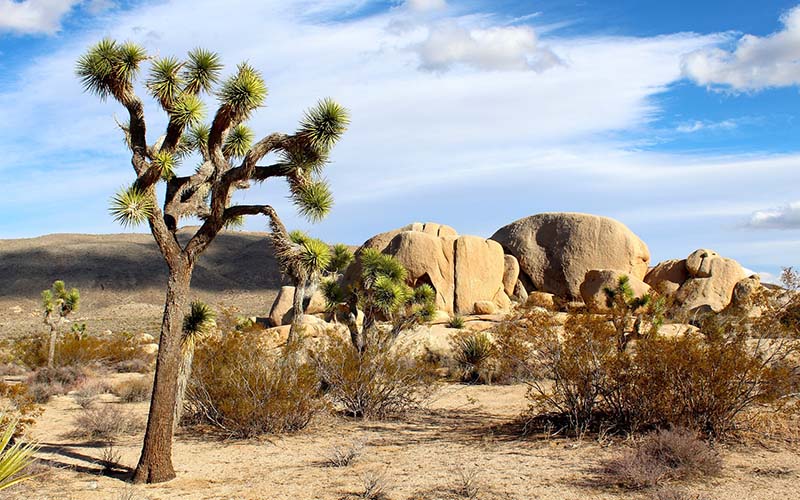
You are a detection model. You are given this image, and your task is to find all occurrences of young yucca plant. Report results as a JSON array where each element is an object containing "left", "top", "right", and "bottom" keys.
[
  {"left": 0, "top": 417, "right": 39, "bottom": 491},
  {"left": 174, "top": 301, "right": 216, "bottom": 431},
  {"left": 453, "top": 332, "right": 495, "bottom": 383},
  {"left": 41, "top": 280, "right": 80, "bottom": 368},
  {"left": 76, "top": 38, "right": 348, "bottom": 483}
]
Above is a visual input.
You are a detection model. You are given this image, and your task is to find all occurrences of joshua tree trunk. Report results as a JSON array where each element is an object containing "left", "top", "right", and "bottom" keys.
[
  {"left": 46, "top": 316, "right": 57, "bottom": 368},
  {"left": 173, "top": 341, "right": 195, "bottom": 433},
  {"left": 133, "top": 261, "right": 193, "bottom": 483},
  {"left": 288, "top": 279, "right": 307, "bottom": 344}
]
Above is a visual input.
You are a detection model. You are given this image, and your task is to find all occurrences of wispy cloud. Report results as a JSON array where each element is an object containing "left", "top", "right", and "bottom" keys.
[
  {"left": 0, "top": 0, "right": 112, "bottom": 35},
  {"left": 675, "top": 119, "right": 738, "bottom": 133},
  {"left": 682, "top": 5, "right": 800, "bottom": 91}
]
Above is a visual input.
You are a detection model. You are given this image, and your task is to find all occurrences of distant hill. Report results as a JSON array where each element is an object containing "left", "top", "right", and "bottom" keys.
[{"left": 0, "top": 229, "right": 284, "bottom": 312}]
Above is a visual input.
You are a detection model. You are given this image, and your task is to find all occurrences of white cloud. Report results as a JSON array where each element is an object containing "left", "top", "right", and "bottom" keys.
[
  {"left": 682, "top": 5, "right": 800, "bottom": 90},
  {"left": 416, "top": 23, "right": 561, "bottom": 72},
  {"left": 0, "top": 0, "right": 80, "bottom": 35},
  {"left": 406, "top": 0, "right": 446, "bottom": 12},
  {"left": 745, "top": 201, "right": 800, "bottom": 229}
]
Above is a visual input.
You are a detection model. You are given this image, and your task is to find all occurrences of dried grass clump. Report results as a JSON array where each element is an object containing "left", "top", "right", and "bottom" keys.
[
  {"left": 601, "top": 428, "right": 722, "bottom": 490},
  {"left": 0, "top": 382, "right": 42, "bottom": 437},
  {"left": 325, "top": 439, "right": 364, "bottom": 467},
  {"left": 25, "top": 366, "right": 88, "bottom": 403},
  {"left": 71, "top": 404, "right": 144, "bottom": 441},
  {"left": 185, "top": 332, "right": 324, "bottom": 438},
  {"left": 315, "top": 333, "right": 435, "bottom": 419},
  {"left": 113, "top": 376, "right": 152, "bottom": 403}
]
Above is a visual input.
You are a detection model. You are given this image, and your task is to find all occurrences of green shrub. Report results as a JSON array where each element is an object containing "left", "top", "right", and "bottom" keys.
[
  {"left": 185, "top": 332, "right": 324, "bottom": 437},
  {"left": 447, "top": 315, "right": 465, "bottom": 329}
]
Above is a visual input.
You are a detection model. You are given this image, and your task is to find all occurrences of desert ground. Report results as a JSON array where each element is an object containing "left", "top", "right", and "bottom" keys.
[{"left": 6, "top": 381, "right": 800, "bottom": 500}]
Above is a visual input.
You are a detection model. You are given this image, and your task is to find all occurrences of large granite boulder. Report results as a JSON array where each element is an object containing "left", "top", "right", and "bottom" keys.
[
  {"left": 579, "top": 269, "right": 651, "bottom": 312},
  {"left": 346, "top": 223, "right": 511, "bottom": 315},
  {"left": 490, "top": 213, "right": 650, "bottom": 300}
]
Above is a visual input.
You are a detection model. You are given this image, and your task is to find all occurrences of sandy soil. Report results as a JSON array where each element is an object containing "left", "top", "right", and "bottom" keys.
[{"left": 8, "top": 381, "right": 800, "bottom": 500}]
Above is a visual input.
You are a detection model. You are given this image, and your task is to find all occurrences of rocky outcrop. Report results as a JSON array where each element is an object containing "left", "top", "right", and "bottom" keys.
[
  {"left": 268, "top": 286, "right": 295, "bottom": 327},
  {"left": 490, "top": 213, "right": 650, "bottom": 300},
  {"left": 579, "top": 269, "right": 651, "bottom": 312},
  {"left": 348, "top": 223, "right": 511, "bottom": 315},
  {"left": 646, "top": 249, "right": 747, "bottom": 314},
  {"left": 502, "top": 255, "right": 520, "bottom": 297}
]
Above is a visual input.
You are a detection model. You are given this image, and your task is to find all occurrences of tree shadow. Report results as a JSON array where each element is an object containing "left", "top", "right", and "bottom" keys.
[{"left": 36, "top": 442, "right": 133, "bottom": 481}]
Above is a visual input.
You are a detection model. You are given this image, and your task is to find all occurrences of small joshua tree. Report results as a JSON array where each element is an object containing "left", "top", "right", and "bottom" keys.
[
  {"left": 76, "top": 39, "right": 348, "bottom": 483},
  {"left": 42, "top": 280, "right": 80, "bottom": 368},
  {"left": 174, "top": 301, "right": 216, "bottom": 431},
  {"left": 323, "top": 249, "right": 436, "bottom": 352},
  {"left": 603, "top": 275, "right": 663, "bottom": 351}
]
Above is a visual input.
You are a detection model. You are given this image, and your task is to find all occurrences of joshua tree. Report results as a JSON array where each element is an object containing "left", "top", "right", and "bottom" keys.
[
  {"left": 41, "top": 280, "right": 80, "bottom": 368},
  {"left": 174, "top": 301, "right": 216, "bottom": 432},
  {"left": 76, "top": 39, "right": 348, "bottom": 483},
  {"left": 323, "top": 249, "right": 435, "bottom": 352},
  {"left": 271, "top": 228, "right": 331, "bottom": 343},
  {"left": 603, "top": 275, "right": 663, "bottom": 351}
]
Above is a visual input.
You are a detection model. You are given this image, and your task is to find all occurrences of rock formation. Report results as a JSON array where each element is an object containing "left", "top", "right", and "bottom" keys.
[
  {"left": 579, "top": 269, "right": 651, "bottom": 312},
  {"left": 491, "top": 213, "right": 650, "bottom": 300}
]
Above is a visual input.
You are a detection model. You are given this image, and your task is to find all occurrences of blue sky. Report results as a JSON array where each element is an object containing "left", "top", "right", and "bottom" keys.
[{"left": 1, "top": 0, "right": 799, "bottom": 283}]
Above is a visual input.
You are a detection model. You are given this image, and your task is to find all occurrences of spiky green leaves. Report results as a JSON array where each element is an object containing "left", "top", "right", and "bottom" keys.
[
  {"left": 217, "top": 63, "right": 267, "bottom": 120},
  {"left": 77, "top": 38, "right": 147, "bottom": 101},
  {"left": 42, "top": 280, "right": 80, "bottom": 318},
  {"left": 360, "top": 249, "right": 407, "bottom": 289},
  {"left": 292, "top": 179, "right": 333, "bottom": 223},
  {"left": 223, "top": 124, "right": 254, "bottom": 158},
  {"left": 321, "top": 279, "right": 346, "bottom": 309},
  {"left": 372, "top": 275, "right": 411, "bottom": 315},
  {"left": 147, "top": 57, "right": 184, "bottom": 107},
  {"left": 183, "top": 301, "right": 216, "bottom": 341},
  {"left": 328, "top": 244, "right": 354, "bottom": 274},
  {"left": 110, "top": 186, "right": 155, "bottom": 227},
  {"left": 299, "top": 237, "right": 332, "bottom": 276},
  {"left": 299, "top": 98, "right": 350, "bottom": 152},
  {"left": 152, "top": 151, "right": 177, "bottom": 181},
  {"left": 183, "top": 48, "right": 222, "bottom": 95},
  {"left": 0, "top": 418, "right": 40, "bottom": 492},
  {"left": 170, "top": 93, "right": 205, "bottom": 127}
]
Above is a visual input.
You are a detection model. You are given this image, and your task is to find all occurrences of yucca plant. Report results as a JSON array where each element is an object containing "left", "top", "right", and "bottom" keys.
[
  {"left": 41, "top": 280, "right": 80, "bottom": 368},
  {"left": 323, "top": 248, "right": 436, "bottom": 352},
  {"left": 453, "top": 332, "right": 495, "bottom": 383},
  {"left": 0, "top": 417, "right": 39, "bottom": 492},
  {"left": 174, "top": 301, "right": 216, "bottom": 432},
  {"left": 603, "top": 275, "right": 664, "bottom": 351},
  {"left": 76, "top": 39, "right": 348, "bottom": 483}
]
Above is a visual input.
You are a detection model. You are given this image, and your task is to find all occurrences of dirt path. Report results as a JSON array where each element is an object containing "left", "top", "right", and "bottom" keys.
[{"left": 9, "top": 383, "right": 800, "bottom": 500}]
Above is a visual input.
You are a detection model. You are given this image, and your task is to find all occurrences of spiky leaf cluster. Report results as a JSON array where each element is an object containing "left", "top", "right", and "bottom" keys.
[
  {"left": 299, "top": 98, "right": 350, "bottom": 152},
  {"left": 327, "top": 243, "right": 354, "bottom": 275},
  {"left": 360, "top": 248, "right": 407, "bottom": 289},
  {"left": 223, "top": 124, "right": 254, "bottom": 158},
  {"left": 183, "top": 48, "right": 223, "bottom": 95},
  {"left": 42, "top": 280, "right": 80, "bottom": 318},
  {"left": 183, "top": 301, "right": 216, "bottom": 341},
  {"left": 217, "top": 63, "right": 268, "bottom": 121},
  {"left": 76, "top": 39, "right": 146, "bottom": 100},
  {"left": 291, "top": 178, "right": 334, "bottom": 223},
  {"left": 0, "top": 418, "right": 40, "bottom": 491},
  {"left": 110, "top": 186, "right": 155, "bottom": 227}
]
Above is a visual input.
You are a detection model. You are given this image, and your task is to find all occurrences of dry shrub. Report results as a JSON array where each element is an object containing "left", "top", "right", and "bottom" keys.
[
  {"left": 325, "top": 439, "right": 364, "bottom": 467},
  {"left": 25, "top": 366, "right": 87, "bottom": 403},
  {"left": 185, "top": 332, "right": 324, "bottom": 438},
  {"left": 602, "top": 428, "right": 721, "bottom": 490},
  {"left": 522, "top": 302, "right": 799, "bottom": 436},
  {"left": 113, "top": 376, "right": 152, "bottom": 403},
  {"left": 357, "top": 471, "right": 390, "bottom": 500},
  {"left": 13, "top": 331, "right": 153, "bottom": 371},
  {"left": 0, "top": 363, "right": 27, "bottom": 376},
  {"left": 0, "top": 381, "right": 42, "bottom": 436},
  {"left": 491, "top": 307, "right": 561, "bottom": 384},
  {"left": 649, "top": 487, "right": 713, "bottom": 500},
  {"left": 315, "top": 332, "right": 435, "bottom": 419},
  {"left": 71, "top": 404, "right": 144, "bottom": 441},
  {"left": 452, "top": 332, "right": 496, "bottom": 384}
]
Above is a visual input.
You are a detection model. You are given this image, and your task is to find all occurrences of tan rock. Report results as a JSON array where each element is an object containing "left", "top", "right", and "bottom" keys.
[
  {"left": 645, "top": 259, "right": 689, "bottom": 294},
  {"left": 579, "top": 269, "right": 651, "bottom": 312},
  {"left": 673, "top": 249, "right": 746, "bottom": 313},
  {"left": 454, "top": 236, "right": 507, "bottom": 315},
  {"left": 386, "top": 230, "right": 454, "bottom": 312},
  {"left": 141, "top": 343, "right": 159, "bottom": 355},
  {"left": 304, "top": 288, "right": 327, "bottom": 315},
  {"left": 268, "top": 286, "right": 295, "bottom": 327},
  {"left": 491, "top": 212, "right": 650, "bottom": 300},
  {"left": 686, "top": 249, "right": 720, "bottom": 278},
  {"left": 657, "top": 323, "right": 699, "bottom": 338},
  {"left": 526, "top": 291, "right": 556, "bottom": 310},
  {"left": 473, "top": 300, "right": 497, "bottom": 315},
  {"left": 502, "top": 255, "right": 520, "bottom": 297}
]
